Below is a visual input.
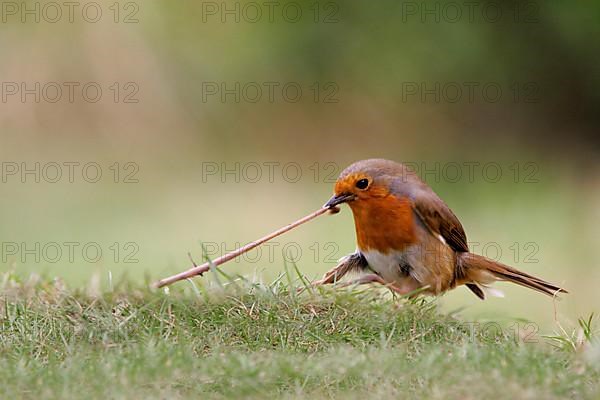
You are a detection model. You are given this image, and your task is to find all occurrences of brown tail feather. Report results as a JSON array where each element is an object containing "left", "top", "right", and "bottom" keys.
[{"left": 458, "top": 253, "right": 567, "bottom": 299}]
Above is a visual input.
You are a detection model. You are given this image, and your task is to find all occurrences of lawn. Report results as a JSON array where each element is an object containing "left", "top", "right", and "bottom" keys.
[{"left": 1, "top": 271, "right": 598, "bottom": 399}]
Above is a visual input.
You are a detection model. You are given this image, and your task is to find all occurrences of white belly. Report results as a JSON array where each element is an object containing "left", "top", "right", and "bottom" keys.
[{"left": 361, "top": 250, "right": 408, "bottom": 283}]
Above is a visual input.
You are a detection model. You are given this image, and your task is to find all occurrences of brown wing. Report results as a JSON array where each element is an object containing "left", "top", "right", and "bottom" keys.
[
  {"left": 411, "top": 191, "right": 469, "bottom": 253},
  {"left": 386, "top": 166, "right": 469, "bottom": 252}
]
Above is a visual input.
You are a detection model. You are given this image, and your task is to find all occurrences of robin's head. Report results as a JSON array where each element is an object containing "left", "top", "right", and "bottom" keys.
[{"left": 324, "top": 159, "right": 407, "bottom": 209}]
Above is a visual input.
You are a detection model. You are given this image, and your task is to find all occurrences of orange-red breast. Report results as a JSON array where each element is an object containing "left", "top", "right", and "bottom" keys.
[{"left": 318, "top": 158, "right": 567, "bottom": 299}]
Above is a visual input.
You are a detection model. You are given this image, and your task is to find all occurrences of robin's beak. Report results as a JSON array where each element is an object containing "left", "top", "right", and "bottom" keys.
[{"left": 323, "top": 193, "right": 356, "bottom": 208}]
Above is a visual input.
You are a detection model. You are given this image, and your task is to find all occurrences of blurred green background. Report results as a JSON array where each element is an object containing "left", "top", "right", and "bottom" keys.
[{"left": 1, "top": 0, "right": 598, "bottom": 328}]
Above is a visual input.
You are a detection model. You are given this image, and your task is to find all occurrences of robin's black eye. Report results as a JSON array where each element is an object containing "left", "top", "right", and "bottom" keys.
[{"left": 355, "top": 178, "right": 369, "bottom": 190}]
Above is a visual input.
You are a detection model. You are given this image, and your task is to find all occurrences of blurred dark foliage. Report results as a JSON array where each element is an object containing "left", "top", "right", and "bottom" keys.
[{"left": 156, "top": 0, "right": 600, "bottom": 159}]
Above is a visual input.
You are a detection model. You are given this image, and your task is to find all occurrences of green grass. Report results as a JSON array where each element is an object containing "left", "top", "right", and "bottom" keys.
[{"left": 1, "top": 272, "right": 598, "bottom": 399}]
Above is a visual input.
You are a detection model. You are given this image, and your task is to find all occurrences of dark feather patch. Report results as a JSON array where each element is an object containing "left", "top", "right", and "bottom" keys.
[
  {"left": 399, "top": 260, "right": 411, "bottom": 276},
  {"left": 466, "top": 283, "right": 485, "bottom": 300}
]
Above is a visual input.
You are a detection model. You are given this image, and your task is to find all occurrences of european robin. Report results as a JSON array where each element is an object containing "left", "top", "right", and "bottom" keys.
[{"left": 316, "top": 159, "right": 567, "bottom": 299}]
